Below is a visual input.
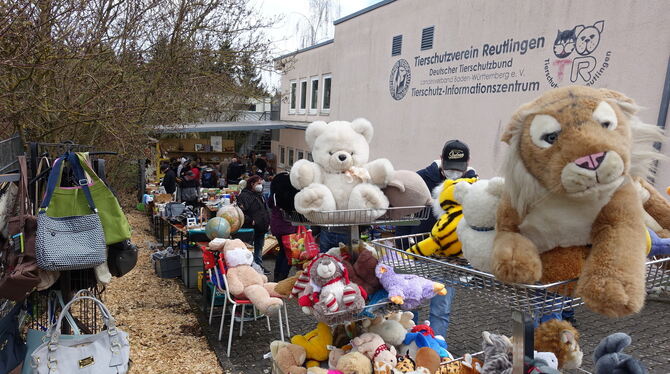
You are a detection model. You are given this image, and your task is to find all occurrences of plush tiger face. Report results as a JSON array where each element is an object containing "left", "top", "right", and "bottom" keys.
[
  {"left": 395, "top": 354, "right": 416, "bottom": 372},
  {"left": 502, "top": 86, "right": 638, "bottom": 201}
]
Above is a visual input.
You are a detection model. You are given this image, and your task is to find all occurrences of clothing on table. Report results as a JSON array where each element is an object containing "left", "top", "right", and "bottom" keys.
[{"left": 162, "top": 168, "right": 177, "bottom": 194}]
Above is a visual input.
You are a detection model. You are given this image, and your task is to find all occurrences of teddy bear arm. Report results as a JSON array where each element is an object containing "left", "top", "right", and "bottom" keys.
[
  {"left": 365, "top": 158, "right": 394, "bottom": 186},
  {"left": 637, "top": 177, "right": 670, "bottom": 229},
  {"left": 291, "top": 159, "right": 322, "bottom": 189},
  {"left": 577, "top": 182, "right": 647, "bottom": 317},
  {"left": 225, "top": 269, "right": 245, "bottom": 295}
]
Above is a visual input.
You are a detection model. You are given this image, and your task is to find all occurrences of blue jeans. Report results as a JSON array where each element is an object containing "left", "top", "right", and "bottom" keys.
[
  {"left": 319, "top": 229, "right": 350, "bottom": 253},
  {"left": 253, "top": 232, "right": 265, "bottom": 267},
  {"left": 412, "top": 286, "right": 455, "bottom": 339}
]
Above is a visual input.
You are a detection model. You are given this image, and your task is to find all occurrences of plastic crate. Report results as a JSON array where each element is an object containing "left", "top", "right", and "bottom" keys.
[
  {"left": 181, "top": 247, "right": 204, "bottom": 289},
  {"left": 154, "top": 255, "right": 181, "bottom": 278}
]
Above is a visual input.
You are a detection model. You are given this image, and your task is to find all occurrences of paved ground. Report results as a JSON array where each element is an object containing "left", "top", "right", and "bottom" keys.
[{"left": 181, "top": 256, "right": 670, "bottom": 374}]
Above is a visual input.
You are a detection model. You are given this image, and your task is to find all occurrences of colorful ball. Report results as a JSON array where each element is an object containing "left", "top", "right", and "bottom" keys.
[
  {"left": 205, "top": 217, "right": 231, "bottom": 240},
  {"left": 216, "top": 204, "right": 244, "bottom": 233}
]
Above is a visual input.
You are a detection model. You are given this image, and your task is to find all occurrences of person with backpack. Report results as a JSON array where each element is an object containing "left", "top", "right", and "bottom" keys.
[
  {"left": 268, "top": 172, "right": 298, "bottom": 281},
  {"left": 179, "top": 160, "right": 200, "bottom": 206},
  {"left": 161, "top": 163, "right": 177, "bottom": 194},
  {"left": 237, "top": 175, "right": 271, "bottom": 274}
]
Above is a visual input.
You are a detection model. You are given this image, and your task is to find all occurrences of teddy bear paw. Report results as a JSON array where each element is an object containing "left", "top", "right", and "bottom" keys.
[
  {"left": 577, "top": 273, "right": 645, "bottom": 318},
  {"left": 295, "top": 184, "right": 335, "bottom": 213},
  {"left": 390, "top": 296, "right": 404, "bottom": 305},
  {"left": 433, "top": 283, "right": 447, "bottom": 295},
  {"left": 492, "top": 233, "right": 542, "bottom": 284}
]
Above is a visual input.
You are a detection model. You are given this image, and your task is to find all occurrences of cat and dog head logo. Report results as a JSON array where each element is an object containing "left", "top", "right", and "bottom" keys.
[{"left": 545, "top": 20, "right": 610, "bottom": 86}]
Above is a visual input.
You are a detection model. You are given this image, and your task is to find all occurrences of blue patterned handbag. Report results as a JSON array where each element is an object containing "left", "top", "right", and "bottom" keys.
[{"left": 35, "top": 153, "right": 106, "bottom": 271}]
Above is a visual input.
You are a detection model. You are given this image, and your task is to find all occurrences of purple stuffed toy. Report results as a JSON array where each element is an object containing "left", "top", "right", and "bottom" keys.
[{"left": 375, "top": 263, "right": 447, "bottom": 309}]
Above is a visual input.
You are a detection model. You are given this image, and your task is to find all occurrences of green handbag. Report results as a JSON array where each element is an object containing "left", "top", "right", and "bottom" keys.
[{"left": 45, "top": 152, "right": 131, "bottom": 245}]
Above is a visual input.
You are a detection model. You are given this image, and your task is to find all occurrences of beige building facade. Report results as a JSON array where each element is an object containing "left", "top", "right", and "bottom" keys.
[{"left": 273, "top": 0, "right": 670, "bottom": 189}]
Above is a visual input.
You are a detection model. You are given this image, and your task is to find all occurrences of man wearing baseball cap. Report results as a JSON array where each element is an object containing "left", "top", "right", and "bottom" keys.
[{"left": 396, "top": 139, "right": 477, "bottom": 339}]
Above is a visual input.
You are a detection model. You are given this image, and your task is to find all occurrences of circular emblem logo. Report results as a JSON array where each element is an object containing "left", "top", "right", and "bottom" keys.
[{"left": 389, "top": 59, "right": 411, "bottom": 100}]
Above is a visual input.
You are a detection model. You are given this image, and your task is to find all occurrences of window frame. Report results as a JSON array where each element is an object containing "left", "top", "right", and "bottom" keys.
[
  {"left": 299, "top": 79, "right": 307, "bottom": 114},
  {"left": 321, "top": 74, "right": 332, "bottom": 114},
  {"left": 289, "top": 80, "right": 297, "bottom": 114},
  {"left": 288, "top": 148, "right": 295, "bottom": 166},
  {"left": 279, "top": 146, "right": 286, "bottom": 167},
  {"left": 309, "top": 76, "right": 319, "bottom": 114},
  {"left": 297, "top": 150, "right": 305, "bottom": 161}
]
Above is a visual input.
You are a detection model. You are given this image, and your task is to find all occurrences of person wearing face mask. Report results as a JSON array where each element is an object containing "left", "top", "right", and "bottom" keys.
[
  {"left": 237, "top": 175, "right": 271, "bottom": 274},
  {"left": 395, "top": 139, "right": 477, "bottom": 341}
]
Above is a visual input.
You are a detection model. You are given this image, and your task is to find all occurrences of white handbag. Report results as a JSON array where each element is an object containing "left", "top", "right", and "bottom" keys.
[{"left": 30, "top": 295, "right": 130, "bottom": 374}]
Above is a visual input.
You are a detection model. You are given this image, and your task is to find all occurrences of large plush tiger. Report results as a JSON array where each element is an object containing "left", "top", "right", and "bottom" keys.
[{"left": 407, "top": 177, "right": 477, "bottom": 257}]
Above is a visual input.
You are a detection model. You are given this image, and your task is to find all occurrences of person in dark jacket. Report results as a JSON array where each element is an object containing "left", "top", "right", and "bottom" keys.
[
  {"left": 237, "top": 175, "right": 271, "bottom": 272},
  {"left": 161, "top": 164, "right": 177, "bottom": 194},
  {"left": 268, "top": 172, "right": 299, "bottom": 281},
  {"left": 178, "top": 160, "right": 200, "bottom": 206},
  {"left": 226, "top": 157, "right": 244, "bottom": 184},
  {"left": 396, "top": 139, "right": 477, "bottom": 340}
]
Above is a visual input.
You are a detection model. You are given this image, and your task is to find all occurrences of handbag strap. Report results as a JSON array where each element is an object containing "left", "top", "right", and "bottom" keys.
[
  {"left": 47, "top": 291, "right": 80, "bottom": 335},
  {"left": 47, "top": 295, "right": 115, "bottom": 343},
  {"left": 34, "top": 157, "right": 50, "bottom": 213},
  {"left": 39, "top": 152, "right": 97, "bottom": 213},
  {"left": 17, "top": 156, "right": 30, "bottom": 222}
]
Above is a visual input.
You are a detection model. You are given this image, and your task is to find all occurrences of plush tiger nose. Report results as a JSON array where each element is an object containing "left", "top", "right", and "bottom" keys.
[{"left": 574, "top": 152, "right": 606, "bottom": 170}]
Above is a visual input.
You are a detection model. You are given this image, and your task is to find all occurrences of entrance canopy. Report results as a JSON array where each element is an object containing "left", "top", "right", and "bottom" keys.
[{"left": 157, "top": 121, "right": 307, "bottom": 133}]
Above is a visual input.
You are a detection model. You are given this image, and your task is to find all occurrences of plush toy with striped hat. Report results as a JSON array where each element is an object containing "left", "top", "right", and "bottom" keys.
[{"left": 298, "top": 253, "right": 367, "bottom": 324}]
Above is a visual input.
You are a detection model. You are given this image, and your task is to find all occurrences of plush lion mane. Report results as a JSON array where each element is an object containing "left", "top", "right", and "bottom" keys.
[{"left": 500, "top": 88, "right": 666, "bottom": 216}]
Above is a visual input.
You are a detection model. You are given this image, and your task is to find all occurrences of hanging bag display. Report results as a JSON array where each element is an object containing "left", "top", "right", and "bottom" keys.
[
  {"left": 36, "top": 153, "right": 107, "bottom": 271},
  {"left": 44, "top": 152, "right": 130, "bottom": 245},
  {"left": 107, "top": 240, "right": 138, "bottom": 278},
  {"left": 282, "top": 226, "right": 319, "bottom": 265},
  {"left": 0, "top": 303, "right": 26, "bottom": 374},
  {"left": 33, "top": 157, "right": 60, "bottom": 291},
  {"left": 0, "top": 156, "right": 41, "bottom": 301},
  {"left": 30, "top": 295, "right": 130, "bottom": 374}
]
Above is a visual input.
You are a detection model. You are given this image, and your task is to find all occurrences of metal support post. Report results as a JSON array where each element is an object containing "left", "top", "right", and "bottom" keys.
[{"left": 511, "top": 310, "right": 534, "bottom": 374}]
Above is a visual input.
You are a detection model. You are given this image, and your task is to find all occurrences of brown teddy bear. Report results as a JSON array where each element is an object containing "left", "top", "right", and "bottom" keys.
[
  {"left": 270, "top": 341, "right": 307, "bottom": 374},
  {"left": 534, "top": 319, "right": 583, "bottom": 370},
  {"left": 222, "top": 239, "right": 283, "bottom": 314},
  {"left": 492, "top": 86, "right": 665, "bottom": 317}
]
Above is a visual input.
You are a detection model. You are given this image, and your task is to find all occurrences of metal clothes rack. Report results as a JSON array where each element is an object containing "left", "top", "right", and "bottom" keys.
[{"left": 23, "top": 141, "right": 117, "bottom": 334}]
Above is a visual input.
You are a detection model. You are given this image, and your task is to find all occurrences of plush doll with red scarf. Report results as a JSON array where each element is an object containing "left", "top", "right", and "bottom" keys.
[{"left": 298, "top": 253, "right": 367, "bottom": 323}]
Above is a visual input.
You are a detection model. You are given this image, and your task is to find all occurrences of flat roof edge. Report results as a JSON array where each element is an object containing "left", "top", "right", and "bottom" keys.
[
  {"left": 273, "top": 39, "right": 334, "bottom": 61},
  {"left": 333, "top": 0, "right": 397, "bottom": 25}
]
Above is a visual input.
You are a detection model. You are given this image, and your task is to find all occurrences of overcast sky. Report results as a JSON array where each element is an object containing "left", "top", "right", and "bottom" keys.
[{"left": 253, "top": 0, "right": 378, "bottom": 90}]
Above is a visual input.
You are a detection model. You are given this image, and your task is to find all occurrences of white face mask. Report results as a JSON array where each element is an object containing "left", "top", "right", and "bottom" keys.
[
  {"left": 443, "top": 169, "right": 464, "bottom": 180},
  {"left": 254, "top": 184, "right": 263, "bottom": 193}
]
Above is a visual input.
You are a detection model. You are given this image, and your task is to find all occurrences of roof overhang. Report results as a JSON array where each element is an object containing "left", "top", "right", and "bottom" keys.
[{"left": 156, "top": 121, "right": 307, "bottom": 133}]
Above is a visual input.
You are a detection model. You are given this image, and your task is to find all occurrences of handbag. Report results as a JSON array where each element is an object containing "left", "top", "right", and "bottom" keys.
[
  {"left": 0, "top": 303, "right": 26, "bottom": 374},
  {"left": 30, "top": 295, "right": 130, "bottom": 374},
  {"left": 0, "top": 156, "right": 41, "bottom": 301},
  {"left": 0, "top": 182, "right": 18, "bottom": 240},
  {"left": 33, "top": 157, "right": 60, "bottom": 292},
  {"left": 22, "top": 291, "right": 81, "bottom": 374},
  {"left": 36, "top": 153, "right": 107, "bottom": 271},
  {"left": 282, "top": 226, "right": 320, "bottom": 265},
  {"left": 44, "top": 152, "right": 130, "bottom": 245},
  {"left": 107, "top": 240, "right": 138, "bottom": 278}
]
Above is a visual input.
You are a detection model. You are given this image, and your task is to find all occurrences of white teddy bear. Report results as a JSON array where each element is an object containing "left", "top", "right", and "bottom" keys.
[
  {"left": 453, "top": 177, "right": 504, "bottom": 273},
  {"left": 290, "top": 118, "right": 394, "bottom": 222}
]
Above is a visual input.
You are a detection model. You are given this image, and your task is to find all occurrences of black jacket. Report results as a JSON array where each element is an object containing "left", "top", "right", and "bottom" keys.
[
  {"left": 237, "top": 188, "right": 270, "bottom": 234},
  {"left": 162, "top": 169, "right": 177, "bottom": 194},
  {"left": 226, "top": 162, "right": 244, "bottom": 182}
]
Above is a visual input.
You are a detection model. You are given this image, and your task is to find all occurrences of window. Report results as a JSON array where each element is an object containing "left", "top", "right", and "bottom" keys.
[
  {"left": 310, "top": 77, "right": 319, "bottom": 114},
  {"left": 288, "top": 148, "right": 295, "bottom": 166},
  {"left": 297, "top": 150, "right": 305, "bottom": 160},
  {"left": 421, "top": 26, "right": 434, "bottom": 51},
  {"left": 391, "top": 35, "right": 402, "bottom": 56},
  {"left": 299, "top": 79, "right": 307, "bottom": 113},
  {"left": 280, "top": 146, "right": 286, "bottom": 166},
  {"left": 321, "top": 75, "right": 332, "bottom": 112},
  {"left": 289, "top": 81, "right": 297, "bottom": 113},
  {"left": 307, "top": 152, "right": 313, "bottom": 162}
]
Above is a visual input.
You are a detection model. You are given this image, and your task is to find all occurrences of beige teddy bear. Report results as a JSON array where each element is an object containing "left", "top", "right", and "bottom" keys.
[{"left": 222, "top": 239, "right": 283, "bottom": 315}]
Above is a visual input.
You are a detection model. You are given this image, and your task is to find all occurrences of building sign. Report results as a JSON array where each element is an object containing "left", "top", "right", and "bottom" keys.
[
  {"left": 389, "top": 20, "right": 611, "bottom": 99},
  {"left": 544, "top": 20, "right": 611, "bottom": 87}
]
